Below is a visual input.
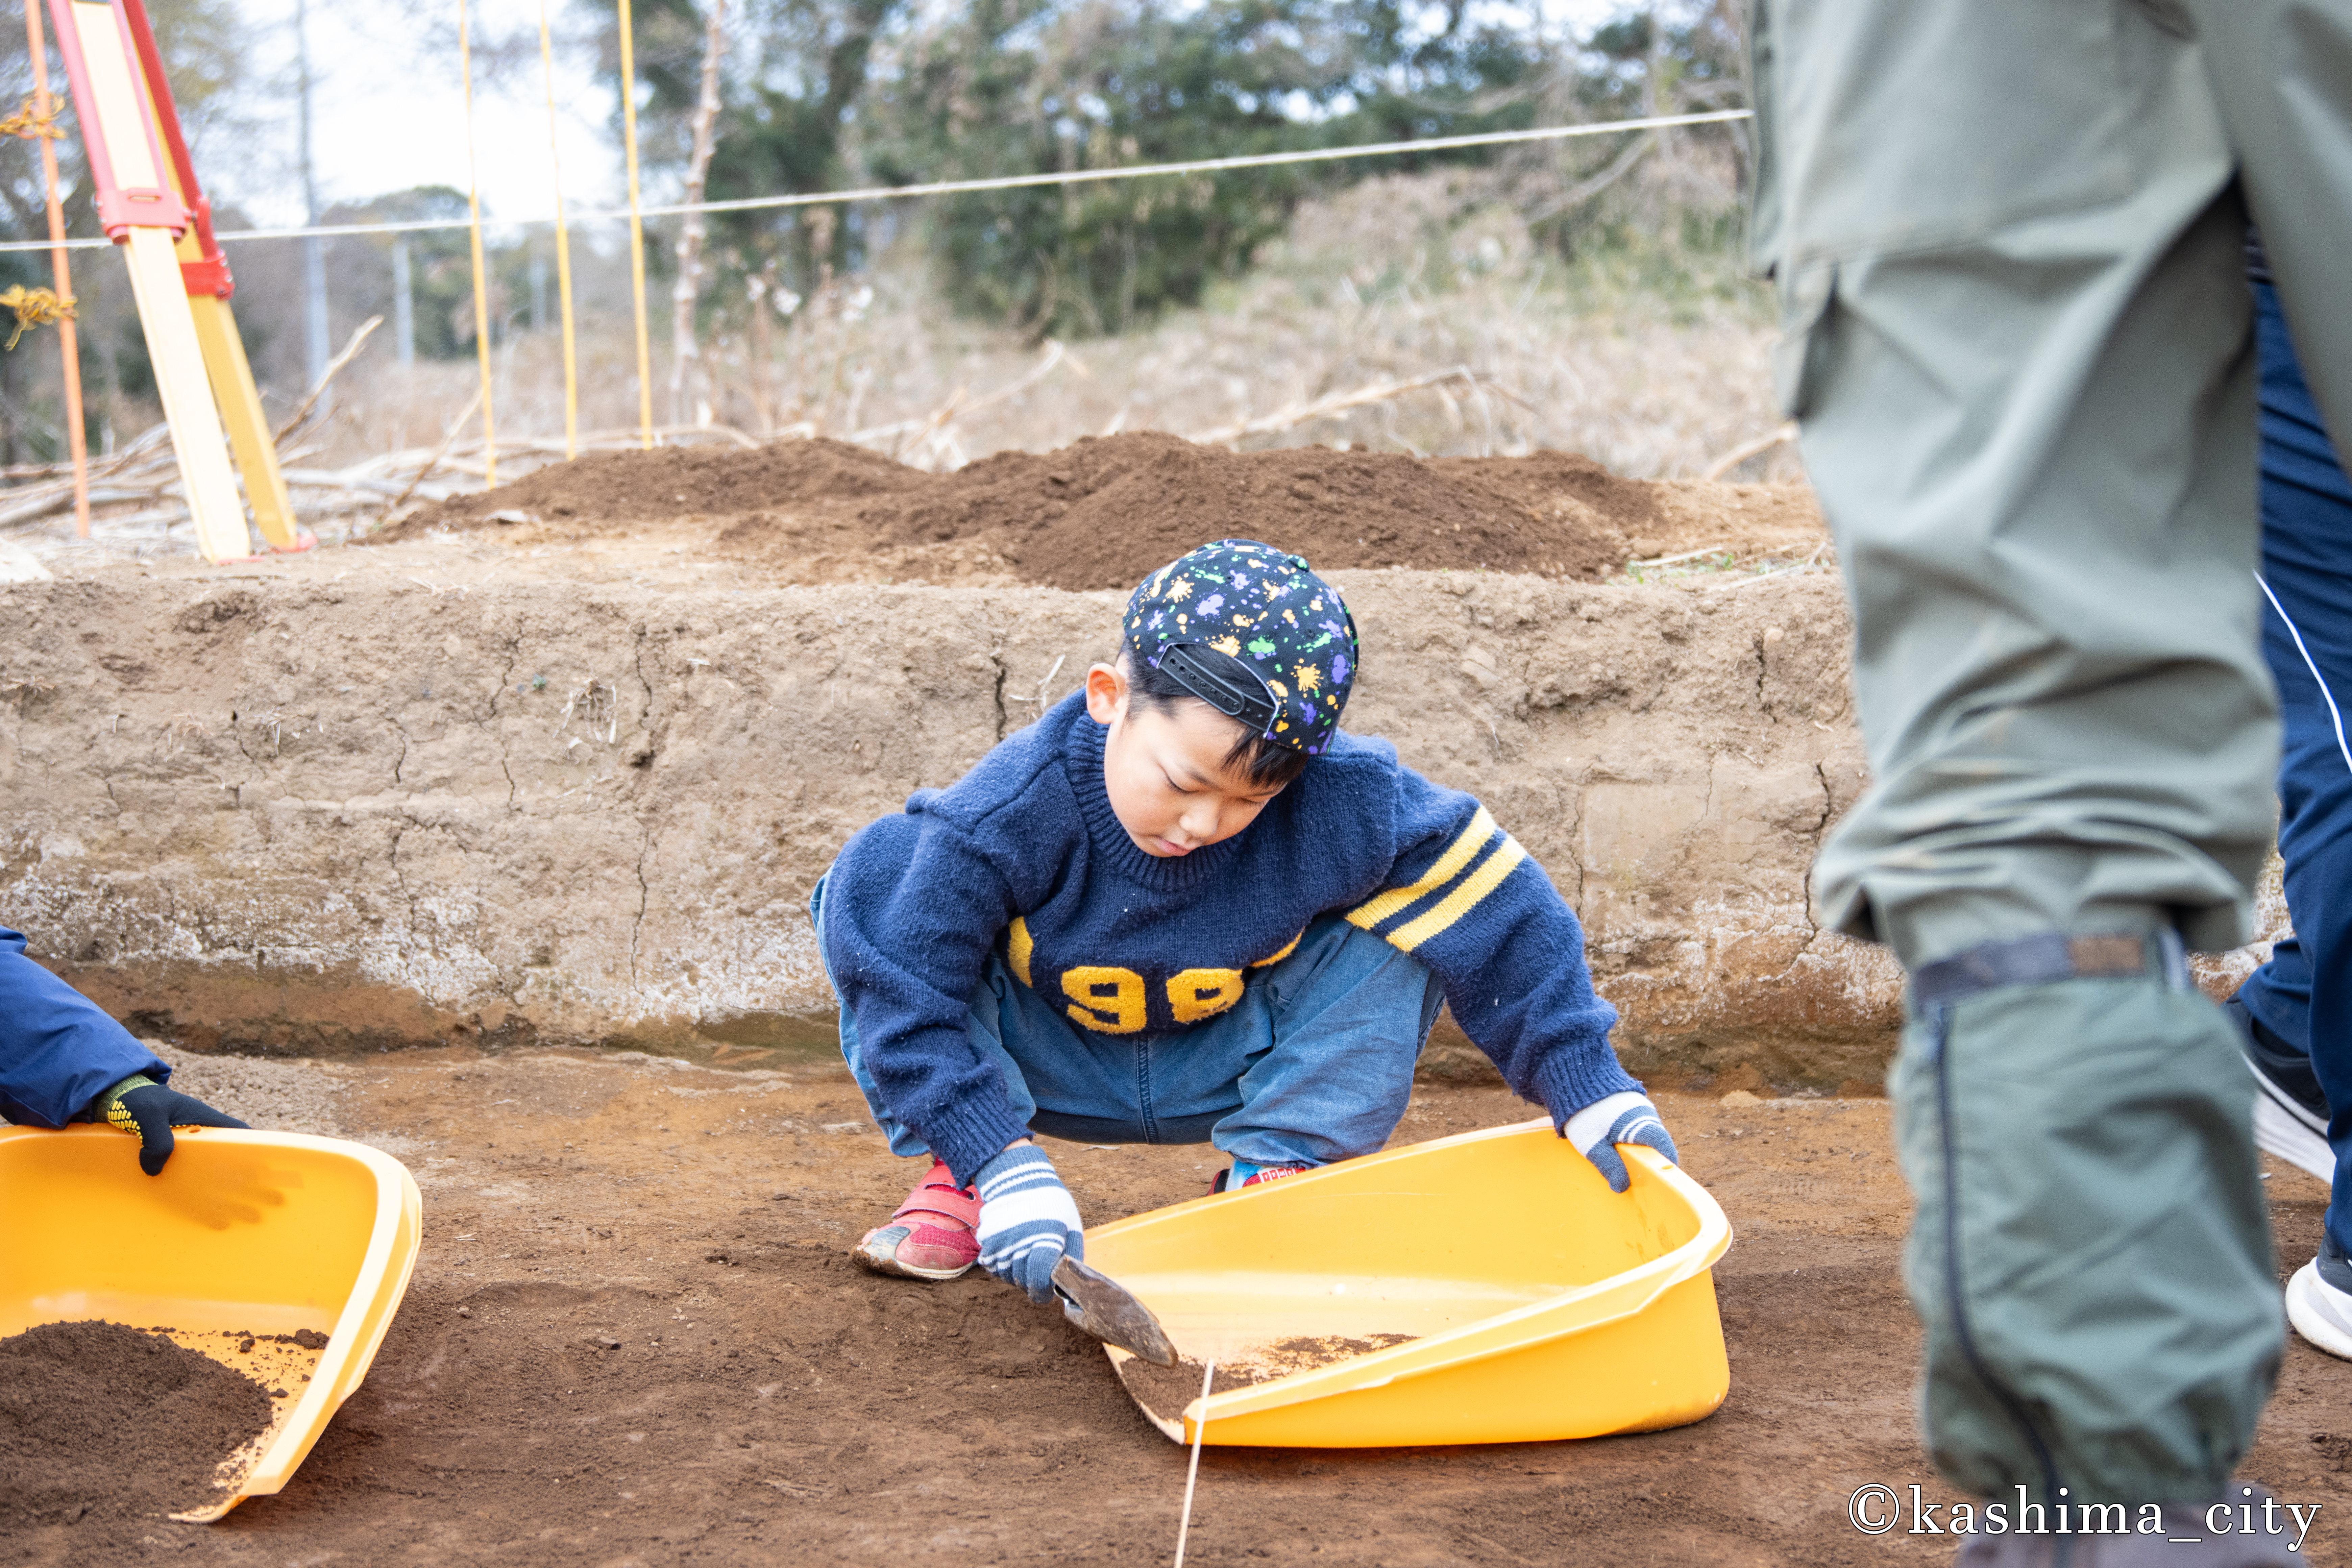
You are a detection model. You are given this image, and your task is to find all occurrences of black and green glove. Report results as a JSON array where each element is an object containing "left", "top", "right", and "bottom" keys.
[{"left": 85, "top": 1074, "right": 249, "bottom": 1175}]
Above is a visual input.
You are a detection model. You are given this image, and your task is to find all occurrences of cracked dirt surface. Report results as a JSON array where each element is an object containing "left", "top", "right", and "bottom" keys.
[
  {"left": 12, "top": 1056, "right": 2346, "bottom": 1567},
  {"left": 0, "top": 566, "right": 1918, "bottom": 1090}
]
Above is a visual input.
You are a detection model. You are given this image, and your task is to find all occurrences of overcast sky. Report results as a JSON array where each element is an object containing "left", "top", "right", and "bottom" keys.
[
  {"left": 207, "top": 0, "right": 1644, "bottom": 232},
  {"left": 212, "top": 0, "right": 615, "bottom": 228}
]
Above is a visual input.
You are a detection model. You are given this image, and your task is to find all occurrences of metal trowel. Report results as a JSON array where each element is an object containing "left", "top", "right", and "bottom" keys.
[{"left": 1052, "top": 1254, "right": 1176, "bottom": 1366}]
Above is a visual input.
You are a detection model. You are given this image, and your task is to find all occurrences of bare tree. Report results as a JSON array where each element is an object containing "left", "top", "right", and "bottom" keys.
[{"left": 669, "top": 0, "right": 727, "bottom": 426}]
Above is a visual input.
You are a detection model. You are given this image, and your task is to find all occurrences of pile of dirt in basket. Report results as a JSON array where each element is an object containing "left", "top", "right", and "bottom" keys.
[
  {"left": 381, "top": 431, "right": 1655, "bottom": 590},
  {"left": 0, "top": 1320, "right": 276, "bottom": 1528}
]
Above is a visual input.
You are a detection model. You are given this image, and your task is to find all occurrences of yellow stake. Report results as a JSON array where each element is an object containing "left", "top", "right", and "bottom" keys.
[
  {"left": 21, "top": 0, "right": 87, "bottom": 538},
  {"left": 537, "top": 0, "right": 577, "bottom": 458},
  {"left": 617, "top": 0, "right": 654, "bottom": 449},
  {"left": 458, "top": 0, "right": 497, "bottom": 487}
]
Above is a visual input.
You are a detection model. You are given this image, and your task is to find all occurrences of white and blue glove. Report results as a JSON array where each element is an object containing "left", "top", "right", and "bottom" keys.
[
  {"left": 1561, "top": 1091, "right": 1678, "bottom": 1193},
  {"left": 973, "top": 1144, "right": 1085, "bottom": 1303}
]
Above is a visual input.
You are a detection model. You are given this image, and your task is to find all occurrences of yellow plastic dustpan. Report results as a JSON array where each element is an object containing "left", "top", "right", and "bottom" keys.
[
  {"left": 1086, "top": 1118, "right": 1730, "bottom": 1447},
  {"left": 0, "top": 1124, "right": 422, "bottom": 1519}
]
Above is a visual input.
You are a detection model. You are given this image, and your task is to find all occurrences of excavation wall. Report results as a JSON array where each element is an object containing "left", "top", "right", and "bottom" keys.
[{"left": 1, "top": 569, "right": 1908, "bottom": 1088}]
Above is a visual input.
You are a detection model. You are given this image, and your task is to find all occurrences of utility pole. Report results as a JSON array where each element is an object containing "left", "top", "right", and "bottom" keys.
[
  {"left": 392, "top": 235, "right": 415, "bottom": 366},
  {"left": 296, "top": 0, "right": 327, "bottom": 390}
]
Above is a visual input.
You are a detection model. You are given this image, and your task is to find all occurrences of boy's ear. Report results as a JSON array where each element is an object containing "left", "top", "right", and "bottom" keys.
[{"left": 1084, "top": 662, "right": 1127, "bottom": 726}]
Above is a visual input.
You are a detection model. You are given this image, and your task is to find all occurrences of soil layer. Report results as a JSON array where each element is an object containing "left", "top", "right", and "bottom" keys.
[
  {"left": 0, "top": 1320, "right": 276, "bottom": 1530},
  {"left": 381, "top": 433, "right": 1772, "bottom": 589},
  {"left": 0, "top": 569, "right": 1916, "bottom": 1089},
  {"left": 10, "top": 1048, "right": 2344, "bottom": 1567}
]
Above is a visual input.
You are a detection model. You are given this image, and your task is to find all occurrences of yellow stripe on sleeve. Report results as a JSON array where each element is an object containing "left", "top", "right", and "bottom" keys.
[
  {"left": 1346, "top": 806, "right": 1498, "bottom": 932},
  {"left": 1007, "top": 916, "right": 1034, "bottom": 988},
  {"left": 1386, "top": 837, "right": 1529, "bottom": 952}
]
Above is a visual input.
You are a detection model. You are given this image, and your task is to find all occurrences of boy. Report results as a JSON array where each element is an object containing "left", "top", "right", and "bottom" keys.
[
  {"left": 815, "top": 540, "right": 1675, "bottom": 1302},
  {"left": 1, "top": 924, "right": 247, "bottom": 1173}
]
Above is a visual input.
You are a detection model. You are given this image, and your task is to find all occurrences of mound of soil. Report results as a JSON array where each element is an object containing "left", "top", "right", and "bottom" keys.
[
  {"left": 846, "top": 433, "right": 1648, "bottom": 588},
  {"left": 394, "top": 437, "right": 922, "bottom": 533},
  {"left": 382, "top": 431, "right": 1656, "bottom": 590},
  {"left": 0, "top": 1319, "right": 276, "bottom": 1527}
]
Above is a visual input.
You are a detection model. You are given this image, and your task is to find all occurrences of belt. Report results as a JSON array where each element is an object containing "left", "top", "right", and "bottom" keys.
[{"left": 1911, "top": 930, "right": 2191, "bottom": 1011}]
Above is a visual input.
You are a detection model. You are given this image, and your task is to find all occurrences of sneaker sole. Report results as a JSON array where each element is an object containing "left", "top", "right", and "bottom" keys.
[
  {"left": 2287, "top": 1260, "right": 2352, "bottom": 1361},
  {"left": 2253, "top": 1092, "right": 2335, "bottom": 1185},
  {"left": 851, "top": 1226, "right": 976, "bottom": 1283}
]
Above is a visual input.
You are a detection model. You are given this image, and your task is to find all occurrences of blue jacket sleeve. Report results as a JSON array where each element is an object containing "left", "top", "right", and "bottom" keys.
[
  {"left": 1346, "top": 772, "right": 1640, "bottom": 1120},
  {"left": 0, "top": 927, "right": 168, "bottom": 1128},
  {"left": 819, "top": 807, "right": 1037, "bottom": 1186}
]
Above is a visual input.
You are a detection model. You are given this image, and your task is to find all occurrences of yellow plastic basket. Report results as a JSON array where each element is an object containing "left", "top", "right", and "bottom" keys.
[
  {"left": 0, "top": 1124, "right": 422, "bottom": 1519},
  {"left": 1087, "top": 1119, "right": 1731, "bottom": 1447}
]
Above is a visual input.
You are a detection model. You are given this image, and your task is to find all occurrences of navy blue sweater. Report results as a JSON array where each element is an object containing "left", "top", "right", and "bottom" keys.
[
  {"left": 0, "top": 927, "right": 168, "bottom": 1128},
  {"left": 820, "top": 694, "right": 1638, "bottom": 1183}
]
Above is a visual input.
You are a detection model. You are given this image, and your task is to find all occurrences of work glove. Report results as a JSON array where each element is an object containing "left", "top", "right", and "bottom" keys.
[
  {"left": 88, "top": 1074, "right": 249, "bottom": 1175},
  {"left": 1559, "top": 1090, "right": 1677, "bottom": 1194},
  {"left": 972, "top": 1143, "right": 1084, "bottom": 1304}
]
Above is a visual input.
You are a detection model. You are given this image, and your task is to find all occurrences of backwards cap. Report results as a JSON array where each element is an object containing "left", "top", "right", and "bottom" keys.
[{"left": 1123, "top": 539, "right": 1358, "bottom": 756}]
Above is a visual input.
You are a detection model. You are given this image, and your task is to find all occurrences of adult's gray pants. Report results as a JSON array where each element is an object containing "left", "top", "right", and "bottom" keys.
[{"left": 1747, "top": 0, "right": 2351, "bottom": 1503}]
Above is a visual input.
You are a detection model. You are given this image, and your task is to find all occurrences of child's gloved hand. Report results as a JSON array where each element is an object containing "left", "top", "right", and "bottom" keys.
[
  {"left": 89, "top": 1074, "right": 250, "bottom": 1175},
  {"left": 1560, "top": 1090, "right": 1677, "bottom": 1193},
  {"left": 973, "top": 1143, "right": 1084, "bottom": 1303}
]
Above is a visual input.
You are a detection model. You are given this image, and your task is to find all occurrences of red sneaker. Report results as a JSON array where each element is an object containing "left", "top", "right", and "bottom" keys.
[{"left": 853, "top": 1159, "right": 982, "bottom": 1280}]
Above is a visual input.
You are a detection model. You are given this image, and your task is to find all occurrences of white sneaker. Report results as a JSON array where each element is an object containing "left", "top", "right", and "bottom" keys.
[
  {"left": 2286, "top": 1250, "right": 2352, "bottom": 1361},
  {"left": 2254, "top": 1088, "right": 2334, "bottom": 1183},
  {"left": 2226, "top": 1000, "right": 2334, "bottom": 1182}
]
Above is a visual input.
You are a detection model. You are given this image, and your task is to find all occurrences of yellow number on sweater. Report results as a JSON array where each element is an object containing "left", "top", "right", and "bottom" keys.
[
  {"left": 1006, "top": 917, "right": 1035, "bottom": 988},
  {"left": 1166, "top": 968, "right": 1244, "bottom": 1024},
  {"left": 1249, "top": 929, "right": 1304, "bottom": 969},
  {"left": 1062, "top": 966, "right": 1147, "bottom": 1033}
]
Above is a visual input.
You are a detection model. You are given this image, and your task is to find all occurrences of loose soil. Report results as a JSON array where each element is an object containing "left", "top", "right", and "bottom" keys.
[
  {"left": 373, "top": 432, "right": 1821, "bottom": 591},
  {"left": 1117, "top": 1336, "right": 1422, "bottom": 1425},
  {"left": 0, "top": 1321, "right": 276, "bottom": 1531},
  {"left": 11, "top": 1048, "right": 2346, "bottom": 1567}
]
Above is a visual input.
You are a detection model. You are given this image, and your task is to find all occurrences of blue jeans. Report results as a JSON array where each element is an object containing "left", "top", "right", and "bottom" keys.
[
  {"left": 2234, "top": 276, "right": 2352, "bottom": 1258},
  {"left": 815, "top": 893, "right": 1446, "bottom": 1170}
]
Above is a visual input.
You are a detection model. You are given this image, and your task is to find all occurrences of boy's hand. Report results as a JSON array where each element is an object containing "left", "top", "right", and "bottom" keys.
[
  {"left": 973, "top": 1143, "right": 1084, "bottom": 1303},
  {"left": 91, "top": 1074, "right": 250, "bottom": 1175},
  {"left": 1560, "top": 1091, "right": 1677, "bottom": 1193}
]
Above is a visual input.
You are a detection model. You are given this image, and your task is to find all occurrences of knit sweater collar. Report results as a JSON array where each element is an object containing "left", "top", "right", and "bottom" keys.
[{"left": 1062, "top": 703, "right": 1248, "bottom": 893}]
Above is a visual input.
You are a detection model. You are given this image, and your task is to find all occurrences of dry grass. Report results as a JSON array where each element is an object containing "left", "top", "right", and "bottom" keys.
[
  {"left": 6, "top": 168, "right": 1798, "bottom": 563},
  {"left": 310, "top": 167, "right": 1793, "bottom": 487}
]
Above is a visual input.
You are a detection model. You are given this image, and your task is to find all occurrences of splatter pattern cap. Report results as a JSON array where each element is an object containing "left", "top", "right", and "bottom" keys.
[{"left": 1123, "top": 539, "right": 1358, "bottom": 755}]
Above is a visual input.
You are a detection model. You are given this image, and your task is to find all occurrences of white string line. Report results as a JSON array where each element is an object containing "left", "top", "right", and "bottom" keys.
[
  {"left": 1172, "top": 1358, "right": 1216, "bottom": 1568},
  {"left": 2256, "top": 571, "right": 2352, "bottom": 776},
  {"left": 0, "top": 108, "right": 1751, "bottom": 254}
]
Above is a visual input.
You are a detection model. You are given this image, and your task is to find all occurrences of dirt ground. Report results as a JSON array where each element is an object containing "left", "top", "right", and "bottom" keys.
[
  {"left": 14, "top": 1049, "right": 2346, "bottom": 1568},
  {"left": 4, "top": 438, "right": 2321, "bottom": 1564}
]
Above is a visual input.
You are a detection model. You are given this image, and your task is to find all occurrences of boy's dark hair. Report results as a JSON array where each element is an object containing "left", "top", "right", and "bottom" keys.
[{"left": 1122, "top": 650, "right": 1314, "bottom": 791}]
